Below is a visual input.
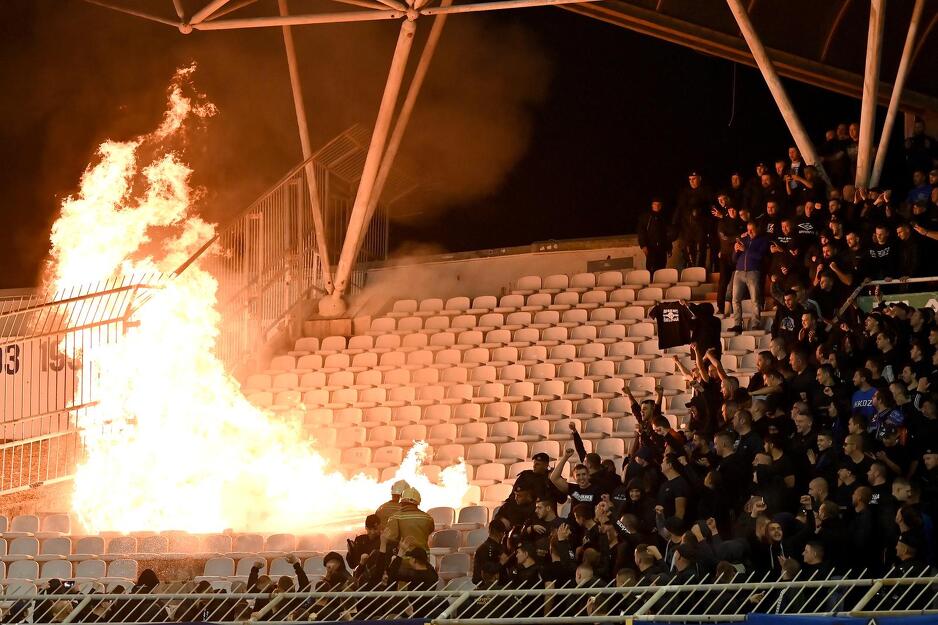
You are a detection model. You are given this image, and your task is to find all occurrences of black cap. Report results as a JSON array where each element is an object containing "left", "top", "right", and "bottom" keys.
[
  {"left": 688, "top": 170, "right": 701, "bottom": 177},
  {"left": 365, "top": 514, "right": 380, "bottom": 529},
  {"left": 323, "top": 551, "right": 344, "bottom": 566},
  {"left": 532, "top": 452, "right": 551, "bottom": 462},
  {"left": 923, "top": 448, "right": 937, "bottom": 456},
  {"left": 406, "top": 547, "right": 429, "bottom": 564}
]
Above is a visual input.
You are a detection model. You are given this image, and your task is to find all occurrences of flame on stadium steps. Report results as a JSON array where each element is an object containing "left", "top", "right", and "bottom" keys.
[{"left": 47, "top": 65, "right": 470, "bottom": 534}]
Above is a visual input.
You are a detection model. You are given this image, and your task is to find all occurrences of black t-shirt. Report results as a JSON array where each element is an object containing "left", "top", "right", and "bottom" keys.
[
  {"left": 565, "top": 483, "right": 604, "bottom": 515},
  {"left": 656, "top": 475, "right": 690, "bottom": 518},
  {"left": 651, "top": 302, "right": 692, "bottom": 349}
]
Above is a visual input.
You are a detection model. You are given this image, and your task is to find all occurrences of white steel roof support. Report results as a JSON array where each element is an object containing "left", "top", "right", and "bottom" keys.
[
  {"left": 856, "top": 0, "right": 886, "bottom": 188},
  {"left": 190, "top": 0, "right": 234, "bottom": 24},
  {"left": 327, "top": 18, "right": 418, "bottom": 308},
  {"left": 341, "top": 0, "right": 453, "bottom": 288},
  {"left": 726, "top": 0, "right": 829, "bottom": 185},
  {"left": 871, "top": 0, "right": 923, "bottom": 187},
  {"left": 278, "top": 0, "right": 335, "bottom": 292}
]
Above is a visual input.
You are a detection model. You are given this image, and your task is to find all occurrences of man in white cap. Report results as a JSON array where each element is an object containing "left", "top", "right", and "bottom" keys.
[
  {"left": 376, "top": 479, "right": 409, "bottom": 529},
  {"left": 386, "top": 486, "right": 435, "bottom": 551}
]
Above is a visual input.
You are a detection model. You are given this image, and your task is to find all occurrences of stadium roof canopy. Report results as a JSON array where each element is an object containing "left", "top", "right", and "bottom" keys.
[
  {"left": 564, "top": 0, "right": 938, "bottom": 114},
  {"left": 81, "top": 0, "right": 935, "bottom": 307}
]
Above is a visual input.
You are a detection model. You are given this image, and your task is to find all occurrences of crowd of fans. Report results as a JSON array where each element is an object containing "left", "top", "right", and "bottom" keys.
[{"left": 5, "top": 121, "right": 938, "bottom": 624}]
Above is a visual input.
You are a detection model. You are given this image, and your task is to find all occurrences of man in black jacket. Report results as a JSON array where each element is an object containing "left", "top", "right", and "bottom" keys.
[
  {"left": 675, "top": 171, "right": 715, "bottom": 269},
  {"left": 637, "top": 199, "right": 672, "bottom": 275},
  {"left": 715, "top": 205, "right": 743, "bottom": 315}
]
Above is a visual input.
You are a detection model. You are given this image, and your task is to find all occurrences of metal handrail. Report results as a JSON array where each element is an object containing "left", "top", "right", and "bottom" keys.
[{"left": 4, "top": 572, "right": 936, "bottom": 624}]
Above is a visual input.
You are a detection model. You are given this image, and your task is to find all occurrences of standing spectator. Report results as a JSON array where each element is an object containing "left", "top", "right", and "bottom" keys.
[
  {"left": 905, "top": 118, "right": 938, "bottom": 177},
  {"left": 864, "top": 225, "right": 898, "bottom": 280},
  {"left": 896, "top": 222, "right": 922, "bottom": 278},
  {"left": 656, "top": 453, "right": 691, "bottom": 524},
  {"left": 637, "top": 198, "right": 673, "bottom": 275},
  {"left": 715, "top": 204, "right": 743, "bottom": 316},
  {"left": 907, "top": 170, "right": 933, "bottom": 205},
  {"left": 730, "top": 221, "right": 771, "bottom": 334},
  {"left": 385, "top": 487, "right": 435, "bottom": 551},
  {"left": 674, "top": 171, "right": 714, "bottom": 269},
  {"left": 550, "top": 449, "right": 605, "bottom": 522}
]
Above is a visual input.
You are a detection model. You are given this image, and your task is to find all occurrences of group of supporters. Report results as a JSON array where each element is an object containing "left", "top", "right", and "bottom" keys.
[{"left": 636, "top": 120, "right": 938, "bottom": 337}]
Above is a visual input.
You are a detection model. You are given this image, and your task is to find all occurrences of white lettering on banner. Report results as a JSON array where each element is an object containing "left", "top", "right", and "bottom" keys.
[{"left": 663, "top": 309, "right": 680, "bottom": 323}]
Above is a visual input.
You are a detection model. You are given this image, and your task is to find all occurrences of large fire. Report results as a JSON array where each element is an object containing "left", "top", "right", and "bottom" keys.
[{"left": 48, "top": 66, "right": 469, "bottom": 534}]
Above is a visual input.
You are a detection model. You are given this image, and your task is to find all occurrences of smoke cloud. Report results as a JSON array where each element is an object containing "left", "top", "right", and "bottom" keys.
[{"left": 0, "top": 0, "right": 551, "bottom": 287}]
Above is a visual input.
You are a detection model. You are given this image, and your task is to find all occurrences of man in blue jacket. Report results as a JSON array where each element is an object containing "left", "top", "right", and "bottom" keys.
[{"left": 730, "top": 221, "right": 771, "bottom": 333}]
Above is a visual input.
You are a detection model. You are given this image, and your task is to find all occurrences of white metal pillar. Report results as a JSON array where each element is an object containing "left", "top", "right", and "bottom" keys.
[
  {"left": 871, "top": 0, "right": 923, "bottom": 187},
  {"left": 327, "top": 18, "right": 417, "bottom": 307},
  {"left": 278, "top": 0, "right": 335, "bottom": 291},
  {"left": 347, "top": 0, "right": 452, "bottom": 272},
  {"left": 726, "top": 0, "right": 828, "bottom": 183},
  {"left": 856, "top": 0, "right": 886, "bottom": 188}
]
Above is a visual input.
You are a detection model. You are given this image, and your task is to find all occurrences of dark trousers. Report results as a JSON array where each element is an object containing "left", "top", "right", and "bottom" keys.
[
  {"left": 645, "top": 246, "right": 668, "bottom": 275},
  {"left": 684, "top": 238, "right": 713, "bottom": 270},
  {"left": 716, "top": 256, "right": 735, "bottom": 314}
]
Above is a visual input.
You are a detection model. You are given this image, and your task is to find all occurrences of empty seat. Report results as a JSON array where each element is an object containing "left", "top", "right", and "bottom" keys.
[
  {"left": 36, "top": 537, "right": 71, "bottom": 562},
  {"left": 542, "top": 274, "right": 569, "bottom": 292},
  {"left": 482, "top": 483, "right": 513, "bottom": 504},
  {"left": 466, "top": 442, "right": 497, "bottom": 466},
  {"left": 651, "top": 268, "right": 679, "bottom": 285},
  {"left": 39, "top": 559, "right": 72, "bottom": 580},
  {"left": 7, "top": 560, "right": 39, "bottom": 580},
  {"left": 417, "top": 298, "right": 444, "bottom": 316},
  {"left": 569, "top": 272, "right": 597, "bottom": 292},
  {"left": 454, "top": 505, "right": 488, "bottom": 529},
  {"left": 197, "top": 556, "right": 236, "bottom": 582},
  {"left": 439, "top": 552, "right": 471, "bottom": 581},
  {"left": 70, "top": 536, "right": 105, "bottom": 562},
  {"left": 471, "top": 462, "right": 507, "bottom": 487},
  {"left": 104, "top": 558, "right": 138, "bottom": 583},
  {"left": 38, "top": 514, "right": 70, "bottom": 536},
  {"left": 514, "top": 275, "right": 542, "bottom": 293},
  {"left": 74, "top": 559, "right": 107, "bottom": 580},
  {"left": 2, "top": 537, "right": 39, "bottom": 562},
  {"left": 392, "top": 299, "right": 418, "bottom": 316},
  {"left": 137, "top": 535, "right": 168, "bottom": 555},
  {"left": 623, "top": 269, "right": 651, "bottom": 287},
  {"left": 428, "top": 507, "right": 456, "bottom": 529}
]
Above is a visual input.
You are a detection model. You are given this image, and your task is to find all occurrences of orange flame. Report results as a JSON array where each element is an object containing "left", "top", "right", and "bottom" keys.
[{"left": 48, "top": 65, "right": 469, "bottom": 534}]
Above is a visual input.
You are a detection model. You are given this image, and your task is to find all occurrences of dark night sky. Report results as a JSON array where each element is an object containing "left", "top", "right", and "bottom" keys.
[{"left": 0, "top": 1, "right": 903, "bottom": 288}]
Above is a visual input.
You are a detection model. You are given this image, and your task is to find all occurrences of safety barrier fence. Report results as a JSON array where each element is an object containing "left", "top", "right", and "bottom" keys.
[
  {"left": 1, "top": 570, "right": 936, "bottom": 624},
  {"left": 846, "top": 275, "right": 938, "bottom": 313},
  {"left": 0, "top": 275, "right": 163, "bottom": 494}
]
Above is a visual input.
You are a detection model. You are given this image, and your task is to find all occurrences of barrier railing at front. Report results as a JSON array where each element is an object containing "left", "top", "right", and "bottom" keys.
[
  {"left": 2, "top": 570, "right": 936, "bottom": 624},
  {"left": 828, "top": 275, "right": 938, "bottom": 317},
  {"left": 0, "top": 275, "right": 163, "bottom": 495}
]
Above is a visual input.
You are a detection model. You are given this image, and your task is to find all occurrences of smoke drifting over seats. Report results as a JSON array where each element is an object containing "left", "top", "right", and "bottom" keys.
[{"left": 0, "top": 1, "right": 550, "bottom": 287}]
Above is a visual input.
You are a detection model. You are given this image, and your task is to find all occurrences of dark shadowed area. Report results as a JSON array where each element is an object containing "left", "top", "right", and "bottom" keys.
[{"left": 0, "top": 0, "right": 901, "bottom": 288}]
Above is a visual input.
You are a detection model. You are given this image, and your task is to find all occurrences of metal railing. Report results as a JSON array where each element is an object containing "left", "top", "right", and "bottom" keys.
[
  {"left": 0, "top": 276, "right": 163, "bottom": 495},
  {"left": 1, "top": 570, "right": 936, "bottom": 624},
  {"left": 181, "top": 127, "right": 396, "bottom": 371}
]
